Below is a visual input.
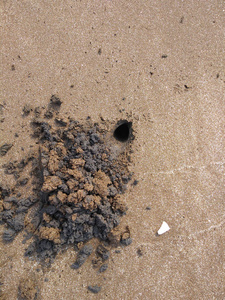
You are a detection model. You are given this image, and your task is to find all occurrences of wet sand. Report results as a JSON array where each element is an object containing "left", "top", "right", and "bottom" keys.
[{"left": 1, "top": 1, "right": 225, "bottom": 299}]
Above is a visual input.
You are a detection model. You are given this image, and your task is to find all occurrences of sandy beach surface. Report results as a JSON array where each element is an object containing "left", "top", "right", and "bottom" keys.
[{"left": 1, "top": 1, "right": 225, "bottom": 299}]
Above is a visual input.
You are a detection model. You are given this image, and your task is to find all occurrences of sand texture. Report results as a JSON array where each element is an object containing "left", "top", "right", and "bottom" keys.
[{"left": 1, "top": 0, "right": 225, "bottom": 299}]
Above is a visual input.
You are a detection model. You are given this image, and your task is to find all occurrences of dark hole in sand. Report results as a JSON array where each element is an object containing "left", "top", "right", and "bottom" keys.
[{"left": 113, "top": 121, "right": 132, "bottom": 142}]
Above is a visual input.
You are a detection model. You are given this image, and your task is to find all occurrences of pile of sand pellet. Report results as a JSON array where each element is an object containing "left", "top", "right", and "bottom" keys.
[{"left": 0, "top": 96, "right": 133, "bottom": 263}]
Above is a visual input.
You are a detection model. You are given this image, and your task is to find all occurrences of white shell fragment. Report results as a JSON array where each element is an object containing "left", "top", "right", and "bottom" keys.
[{"left": 157, "top": 221, "right": 170, "bottom": 235}]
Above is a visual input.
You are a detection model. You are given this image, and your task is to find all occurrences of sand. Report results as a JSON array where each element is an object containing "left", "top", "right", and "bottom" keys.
[{"left": 1, "top": 0, "right": 225, "bottom": 299}]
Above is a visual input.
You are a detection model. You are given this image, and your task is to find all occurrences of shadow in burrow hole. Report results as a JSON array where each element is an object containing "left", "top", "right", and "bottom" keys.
[{"left": 113, "top": 120, "right": 132, "bottom": 143}]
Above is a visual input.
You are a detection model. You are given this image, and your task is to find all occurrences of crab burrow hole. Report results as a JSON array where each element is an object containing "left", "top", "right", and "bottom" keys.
[{"left": 113, "top": 120, "right": 132, "bottom": 142}]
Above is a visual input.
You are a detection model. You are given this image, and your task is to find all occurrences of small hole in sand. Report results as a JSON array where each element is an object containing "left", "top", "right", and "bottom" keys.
[{"left": 113, "top": 121, "right": 132, "bottom": 142}]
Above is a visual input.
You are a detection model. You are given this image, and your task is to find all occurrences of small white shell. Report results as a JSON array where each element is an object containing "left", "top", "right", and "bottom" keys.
[{"left": 157, "top": 221, "right": 170, "bottom": 235}]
